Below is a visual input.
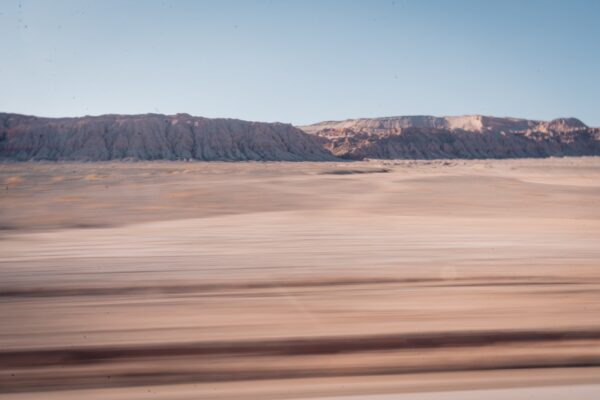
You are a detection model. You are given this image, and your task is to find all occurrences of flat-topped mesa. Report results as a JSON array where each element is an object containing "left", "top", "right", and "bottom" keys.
[
  {"left": 0, "top": 113, "right": 337, "bottom": 161},
  {"left": 298, "top": 115, "right": 600, "bottom": 160},
  {"left": 299, "top": 115, "right": 591, "bottom": 136},
  {"left": 2, "top": 112, "right": 598, "bottom": 161}
]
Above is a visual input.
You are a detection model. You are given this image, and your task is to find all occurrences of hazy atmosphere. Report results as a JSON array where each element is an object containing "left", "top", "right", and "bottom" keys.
[{"left": 1, "top": 0, "right": 599, "bottom": 125}]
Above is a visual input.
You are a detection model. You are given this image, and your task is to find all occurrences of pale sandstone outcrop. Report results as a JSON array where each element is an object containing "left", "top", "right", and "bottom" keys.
[
  {"left": 299, "top": 115, "right": 600, "bottom": 159},
  {"left": 2, "top": 113, "right": 599, "bottom": 161}
]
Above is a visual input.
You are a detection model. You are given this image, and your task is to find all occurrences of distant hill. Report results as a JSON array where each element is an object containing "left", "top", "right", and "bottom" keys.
[
  {"left": 299, "top": 115, "right": 600, "bottom": 159},
  {"left": 2, "top": 112, "right": 599, "bottom": 161},
  {"left": 0, "top": 113, "right": 336, "bottom": 161}
]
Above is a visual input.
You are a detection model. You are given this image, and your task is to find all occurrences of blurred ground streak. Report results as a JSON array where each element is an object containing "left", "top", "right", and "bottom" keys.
[{"left": 1, "top": 158, "right": 600, "bottom": 397}]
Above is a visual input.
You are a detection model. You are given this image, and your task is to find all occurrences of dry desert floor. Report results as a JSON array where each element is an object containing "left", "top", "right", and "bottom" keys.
[{"left": 1, "top": 157, "right": 600, "bottom": 399}]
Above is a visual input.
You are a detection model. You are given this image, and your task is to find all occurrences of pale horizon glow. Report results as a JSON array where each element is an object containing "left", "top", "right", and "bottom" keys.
[{"left": 1, "top": 0, "right": 599, "bottom": 126}]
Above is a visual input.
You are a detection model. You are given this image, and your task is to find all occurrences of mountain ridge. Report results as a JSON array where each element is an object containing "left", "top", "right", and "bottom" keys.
[
  {"left": 1, "top": 112, "right": 599, "bottom": 161},
  {"left": 298, "top": 114, "right": 599, "bottom": 160},
  {"left": 0, "top": 112, "right": 336, "bottom": 161},
  {"left": 299, "top": 115, "right": 590, "bottom": 135}
]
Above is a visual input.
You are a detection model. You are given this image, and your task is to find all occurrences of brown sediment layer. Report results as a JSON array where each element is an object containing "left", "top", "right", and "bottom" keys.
[
  {"left": 3, "top": 328, "right": 600, "bottom": 368},
  {"left": 2, "top": 333, "right": 600, "bottom": 393},
  {"left": 0, "top": 276, "right": 589, "bottom": 298}
]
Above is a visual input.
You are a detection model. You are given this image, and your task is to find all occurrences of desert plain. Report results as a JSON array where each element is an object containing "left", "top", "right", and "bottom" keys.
[{"left": 1, "top": 157, "right": 600, "bottom": 398}]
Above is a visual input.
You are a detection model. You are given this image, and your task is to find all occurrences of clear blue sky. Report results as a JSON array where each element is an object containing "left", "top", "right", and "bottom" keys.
[{"left": 1, "top": 0, "right": 599, "bottom": 125}]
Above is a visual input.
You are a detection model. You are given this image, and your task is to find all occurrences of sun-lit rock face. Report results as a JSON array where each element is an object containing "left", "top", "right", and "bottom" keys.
[
  {"left": 300, "top": 115, "right": 593, "bottom": 135},
  {"left": 0, "top": 113, "right": 337, "bottom": 161},
  {"left": 299, "top": 115, "right": 600, "bottom": 159},
  {"left": 2, "top": 113, "right": 599, "bottom": 161}
]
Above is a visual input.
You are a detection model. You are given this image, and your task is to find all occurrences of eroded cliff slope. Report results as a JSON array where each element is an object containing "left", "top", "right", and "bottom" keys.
[
  {"left": 299, "top": 115, "right": 600, "bottom": 159},
  {"left": 0, "top": 113, "right": 336, "bottom": 161}
]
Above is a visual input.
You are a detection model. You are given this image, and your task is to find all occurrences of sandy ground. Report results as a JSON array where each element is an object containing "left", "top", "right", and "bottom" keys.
[{"left": 1, "top": 157, "right": 600, "bottom": 398}]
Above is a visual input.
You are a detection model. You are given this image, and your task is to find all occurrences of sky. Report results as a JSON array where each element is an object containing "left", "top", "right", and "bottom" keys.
[{"left": 1, "top": 0, "right": 599, "bottom": 126}]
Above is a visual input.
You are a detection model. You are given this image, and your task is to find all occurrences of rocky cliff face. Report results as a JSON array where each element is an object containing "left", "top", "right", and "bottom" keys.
[
  {"left": 299, "top": 115, "right": 600, "bottom": 159},
  {"left": 2, "top": 113, "right": 599, "bottom": 161},
  {"left": 0, "top": 113, "right": 337, "bottom": 161}
]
